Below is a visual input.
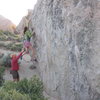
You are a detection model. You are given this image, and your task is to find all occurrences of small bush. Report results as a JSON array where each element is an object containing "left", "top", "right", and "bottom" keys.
[
  {"left": 0, "top": 67, "right": 5, "bottom": 86},
  {"left": 0, "top": 42, "right": 6, "bottom": 48},
  {"left": 2, "top": 81, "right": 17, "bottom": 90},
  {"left": 0, "top": 30, "right": 21, "bottom": 41},
  {"left": 0, "top": 89, "right": 31, "bottom": 100},
  {"left": 1, "top": 76, "right": 47, "bottom": 100},
  {"left": 2, "top": 53, "right": 11, "bottom": 68},
  {"left": 11, "top": 43, "right": 22, "bottom": 51},
  {"left": 0, "top": 36, "right": 7, "bottom": 41},
  {"left": 0, "top": 42, "right": 22, "bottom": 51},
  {"left": 5, "top": 43, "right": 22, "bottom": 51},
  {"left": 0, "top": 53, "right": 4, "bottom": 58}
]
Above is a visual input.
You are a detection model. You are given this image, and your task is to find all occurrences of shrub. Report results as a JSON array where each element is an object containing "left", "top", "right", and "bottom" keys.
[
  {"left": 2, "top": 81, "right": 17, "bottom": 90},
  {"left": 0, "top": 53, "right": 4, "bottom": 58},
  {"left": 0, "top": 30, "right": 21, "bottom": 41},
  {"left": 0, "top": 67, "right": 5, "bottom": 86},
  {"left": 2, "top": 53, "right": 11, "bottom": 68},
  {"left": 0, "top": 42, "right": 22, "bottom": 51},
  {"left": 0, "top": 89, "right": 31, "bottom": 100},
  {"left": 1, "top": 76, "right": 47, "bottom": 100},
  {"left": 0, "top": 36, "right": 6, "bottom": 41},
  {"left": 0, "top": 42, "right": 6, "bottom": 48},
  {"left": 6, "top": 43, "right": 22, "bottom": 51},
  {"left": 17, "top": 76, "right": 44, "bottom": 99},
  {"left": 11, "top": 43, "right": 22, "bottom": 51},
  {"left": 0, "top": 30, "right": 9, "bottom": 41}
]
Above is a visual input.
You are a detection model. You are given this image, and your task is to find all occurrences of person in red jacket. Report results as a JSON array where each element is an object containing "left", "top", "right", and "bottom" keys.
[{"left": 10, "top": 49, "right": 25, "bottom": 82}]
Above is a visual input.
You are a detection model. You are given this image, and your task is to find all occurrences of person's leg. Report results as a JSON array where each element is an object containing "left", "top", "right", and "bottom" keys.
[
  {"left": 25, "top": 47, "right": 29, "bottom": 53},
  {"left": 12, "top": 70, "right": 19, "bottom": 82},
  {"left": 23, "top": 41, "right": 29, "bottom": 54},
  {"left": 16, "top": 71, "right": 19, "bottom": 82},
  {"left": 11, "top": 70, "right": 16, "bottom": 82},
  {"left": 29, "top": 45, "right": 37, "bottom": 62},
  {"left": 29, "top": 46, "right": 35, "bottom": 58},
  {"left": 24, "top": 41, "right": 37, "bottom": 61}
]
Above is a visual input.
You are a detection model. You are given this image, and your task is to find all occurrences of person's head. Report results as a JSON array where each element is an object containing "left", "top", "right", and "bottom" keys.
[
  {"left": 10, "top": 54, "right": 16, "bottom": 59},
  {"left": 24, "top": 26, "right": 28, "bottom": 34}
]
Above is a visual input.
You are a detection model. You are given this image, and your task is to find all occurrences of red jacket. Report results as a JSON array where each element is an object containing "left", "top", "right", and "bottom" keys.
[{"left": 11, "top": 52, "right": 23, "bottom": 71}]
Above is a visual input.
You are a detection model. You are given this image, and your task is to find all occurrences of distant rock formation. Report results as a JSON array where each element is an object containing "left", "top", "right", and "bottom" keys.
[
  {"left": 16, "top": 9, "right": 33, "bottom": 34},
  {"left": 0, "top": 15, "right": 16, "bottom": 33}
]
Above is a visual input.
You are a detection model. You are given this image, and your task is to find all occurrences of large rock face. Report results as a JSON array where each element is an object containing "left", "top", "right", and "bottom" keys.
[
  {"left": 0, "top": 15, "right": 16, "bottom": 33},
  {"left": 31, "top": 0, "right": 100, "bottom": 100}
]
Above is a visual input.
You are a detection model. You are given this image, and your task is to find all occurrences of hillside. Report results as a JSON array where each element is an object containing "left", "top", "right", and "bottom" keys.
[{"left": 0, "top": 15, "right": 16, "bottom": 33}]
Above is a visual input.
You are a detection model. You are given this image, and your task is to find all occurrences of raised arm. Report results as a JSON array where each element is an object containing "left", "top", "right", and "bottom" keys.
[
  {"left": 16, "top": 49, "right": 25, "bottom": 60},
  {"left": 16, "top": 52, "right": 23, "bottom": 60}
]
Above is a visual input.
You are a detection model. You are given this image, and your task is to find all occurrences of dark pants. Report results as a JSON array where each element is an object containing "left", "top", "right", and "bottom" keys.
[{"left": 10, "top": 70, "right": 19, "bottom": 79}]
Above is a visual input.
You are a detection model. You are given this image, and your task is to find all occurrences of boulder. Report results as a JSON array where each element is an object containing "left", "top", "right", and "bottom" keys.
[{"left": 30, "top": 0, "right": 100, "bottom": 100}]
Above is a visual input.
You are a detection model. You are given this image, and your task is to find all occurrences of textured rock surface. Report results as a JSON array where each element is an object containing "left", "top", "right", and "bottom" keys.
[
  {"left": 0, "top": 15, "right": 16, "bottom": 33},
  {"left": 30, "top": 0, "right": 100, "bottom": 100}
]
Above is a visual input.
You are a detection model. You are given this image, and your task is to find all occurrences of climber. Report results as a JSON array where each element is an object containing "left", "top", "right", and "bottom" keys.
[
  {"left": 21, "top": 26, "right": 36, "bottom": 61},
  {"left": 10, "top": 49, "right": 25, "bottom": 82}
]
